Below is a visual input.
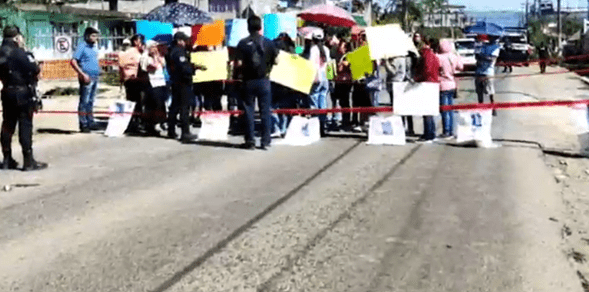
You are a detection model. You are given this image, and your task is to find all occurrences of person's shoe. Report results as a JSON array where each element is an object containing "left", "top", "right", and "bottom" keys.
[
  {"left": 271, "top": 130, "right": 282, "bottom": 138},
  {"left": 89, "top": 123, "right": 101, "bottom": 131},
  {"left": 416, "top": 137, "right": 436, "bottom": 144},
  {"left": 80, "top": 127, "right": 91, "bottom": 133},
  {"left": 145, "top": 127, "right": 160, "bottom": 137},
  {"left": 1, "top": 157, "right": 18, "bottom": 170},
  {"left": 167, "top": 131, "right": 178, "bottom": 139},
  {"left": 180, "top": 133, "right": 198, "bottom": 143},
  {"left": 492, "top": 109, "right": 497, "bottom": 116},
  {"left": 22, "top": 154, "right": 48, "bottom": 171},
  {"left": 259, "top": 143, "right": 271, "bottom": 150},
  {"left": 241, "top": 142, "right": 255, "bottom": 150},
  {"left": 439, "top": 133, "right": 454, "bottom": 140}
]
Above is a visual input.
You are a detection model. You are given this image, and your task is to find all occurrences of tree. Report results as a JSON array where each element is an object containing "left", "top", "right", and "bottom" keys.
[{"left": 562, "top": 18, "right": 582, "bottom": 38}]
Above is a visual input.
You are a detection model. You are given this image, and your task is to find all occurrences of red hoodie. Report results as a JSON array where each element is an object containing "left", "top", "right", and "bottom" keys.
[{"left": 417, "top": 47, "right": 440, "bottom": 83}]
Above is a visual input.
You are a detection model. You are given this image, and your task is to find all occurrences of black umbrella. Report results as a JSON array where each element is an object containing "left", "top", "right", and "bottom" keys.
[{"left": 144, "top": 2, "right": 213, "bottom": 27}]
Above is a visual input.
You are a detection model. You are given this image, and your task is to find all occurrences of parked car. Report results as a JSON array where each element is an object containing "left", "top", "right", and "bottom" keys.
[{"left": 454, "top": 38, "right": 477, "bottom": 71}]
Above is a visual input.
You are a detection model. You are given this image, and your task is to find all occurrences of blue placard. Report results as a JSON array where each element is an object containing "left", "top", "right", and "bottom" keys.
[
  {"left": 263, "top": 13, "right": 296, "bottom": 41},
  {"left": 227, "top": 18, "right": 250, "bottom": 47},
  {"left": 136, "top": 20, "right": 174, "bottom": 44}
]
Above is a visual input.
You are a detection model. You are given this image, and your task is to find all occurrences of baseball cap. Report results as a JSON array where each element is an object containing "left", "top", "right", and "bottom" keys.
[
  {"left": 3, "top": 25, "right": 21, "bottom": 38},
  {"left": 174, "top": 32, "right": 190, "bottom": 42}
]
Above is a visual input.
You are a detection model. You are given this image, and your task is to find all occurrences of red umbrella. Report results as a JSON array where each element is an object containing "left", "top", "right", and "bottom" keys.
[{"left": 298, "top": 4, "right": 356, "bottom": 28}]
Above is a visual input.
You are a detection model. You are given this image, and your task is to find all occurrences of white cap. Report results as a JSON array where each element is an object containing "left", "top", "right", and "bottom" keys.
[
  {"left": 122, "top": 38, "right": 131, "bottom": 45},
  {"left": 145, "top": 40, "right": 159, "bottom": 48}
]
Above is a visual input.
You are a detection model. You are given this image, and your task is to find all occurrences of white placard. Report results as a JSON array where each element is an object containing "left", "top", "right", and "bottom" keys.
[
  {"left": 276, "top": 116, "right": 321, "bottom": 146},
  {"left": 455, "top": 110, "right": 494, "bottom": 147},
  {"left": 392, "top": 82, "right": 440, "bottom": 116},
  {"left": 198, "top": 113, "right": 230, "bottom": 141},
  {"left": 104, "top": 100, "right": 136, "bottom": 137},
  {"left": 365, "top": 24, "right": 418, "bottom": 60},
  {"left": 367, "top": 115, "right": 406, "bottom": 145}
]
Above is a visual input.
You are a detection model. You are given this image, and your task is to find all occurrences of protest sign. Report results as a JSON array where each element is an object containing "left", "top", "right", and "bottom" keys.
[
  {"left": 277, "top": 116, "right": 321, "bottom": 146},
  {"left": 392, "top": 82, "right": 440, "bottom": 116},
  {"left": 136, "top": 20, "right": 173, "bottom": 43},
  {"left": 326, "top": 60, "right": 336, "bottom": 80},
  {"left": 263, "top": 13, "right": 297, "bottom": 40},
  {"left": 227, "top": 19, "right": 249, "bottom": 47},
  {"left": 365, "top": 24, "right": 417, "bottom": 60},
  {"left": 367, "top": 115, "right": 406, "bottom": 145},
  {"left": 346, "top": 45, "right": 373, "bottom": 81},
  {"left": 269, "top": 51, "right": 316, "bottom": 94},
  {"left": 455, "top": 110, "right": 496, "bottom": 148},
  {"left": 104, "top": 100, "right": 136, "bottom": 137},
  {"left": 192, "top": 20, "right": 225, "bottom": 47},
  {"left": 190, "top": 47, "right": 229, "bottom": 83},
  {"left": 198, "top": 114, "right": 230, "bottom": 141}
]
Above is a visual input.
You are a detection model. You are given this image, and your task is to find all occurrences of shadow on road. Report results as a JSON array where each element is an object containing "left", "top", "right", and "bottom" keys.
[{"left": 36, "top": 128, "right": 76, "bottom": 135}]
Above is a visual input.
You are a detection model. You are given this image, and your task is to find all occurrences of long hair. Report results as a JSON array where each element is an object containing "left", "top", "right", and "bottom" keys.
[{"left": 313, "top": 38, "right": 326, "bottom": 65}]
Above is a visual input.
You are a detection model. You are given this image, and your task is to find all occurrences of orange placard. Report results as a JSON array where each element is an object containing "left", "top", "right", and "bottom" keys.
[{"left": 192, "top": 20, "right": 225, "bottom": 47}]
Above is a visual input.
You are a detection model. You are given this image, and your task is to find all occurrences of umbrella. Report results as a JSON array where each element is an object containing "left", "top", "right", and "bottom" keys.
[
  {"left": 298, "top": 26, "right": 323, "bottom": 39},
  {"left": 298, "top": 4, "right": 356, "bottom": 28},
  {"left": 144, "top": 2, "right": 213, "bottom": 27},
  {"left": 463, "top": 21, "right": 504, "bottom": 37}
]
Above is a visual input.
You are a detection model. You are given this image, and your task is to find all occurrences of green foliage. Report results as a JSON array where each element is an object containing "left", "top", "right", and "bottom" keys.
[{"left": 563, "top": 18, "right": 582, "bottom": 38}]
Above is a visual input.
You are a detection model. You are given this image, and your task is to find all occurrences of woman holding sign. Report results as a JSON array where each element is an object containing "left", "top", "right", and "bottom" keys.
[
  {"left": 308, "top": 30, "right": 331, "bottom": 137},
  {"left": 333, "top": 41, "right": 353, "bottom": 131}
]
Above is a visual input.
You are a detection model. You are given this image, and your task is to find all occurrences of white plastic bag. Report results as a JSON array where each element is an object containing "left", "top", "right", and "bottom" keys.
[
  {"left": 198, "top": 113, "right": 230, "bottom": 141},
  {"left": 455, "top": 110, "right": 496, "bottom": 147},
  {"left": 104, "top": 100, "right": 136, "bottom": 137},
  {"left": 367, "top": 115, "right": 406, "bottom": 145},
  {"left": 277, "top": 116, "right": 321, "bottom": 146}
]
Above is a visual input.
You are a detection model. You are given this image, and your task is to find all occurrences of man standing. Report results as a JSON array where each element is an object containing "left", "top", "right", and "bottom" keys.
[
  {"left": 166, "top": 32, "right": 205, "bottom": 142},
  {"left": 0, "top": 25, "right": 47, "bottom": 171},
  {"left": 474, "top": 34, "right": 501, "bottom": 116},
  {"left": 71, "top": 27, "right": 100, "bottom": 133},
  {"left": 236, "top": 15, "right": 278, "bottom": 150},
  {"left": 119, "top": 34, "right": 148, "bottom": 134},
  {"left": 415, "top": 37, "right": 441, "bottom": 143}
]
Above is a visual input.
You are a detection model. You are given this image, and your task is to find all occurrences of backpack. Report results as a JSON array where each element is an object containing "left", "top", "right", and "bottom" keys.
[{"left": 250, "top": 37, "right": 266, "bottom": 77}]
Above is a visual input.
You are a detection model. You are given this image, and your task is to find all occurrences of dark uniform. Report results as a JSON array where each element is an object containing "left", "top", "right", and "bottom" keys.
[
  {"left": 0, "top": 26, "right": 47, "bottom": 171},
  {"left": 166, "top": 32, "right": 197, "bottom": 142}
]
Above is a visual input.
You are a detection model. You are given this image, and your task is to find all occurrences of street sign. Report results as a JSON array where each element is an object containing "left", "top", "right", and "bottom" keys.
[{"left": 54, "top": 35, "right": 72, "bottom": 55}]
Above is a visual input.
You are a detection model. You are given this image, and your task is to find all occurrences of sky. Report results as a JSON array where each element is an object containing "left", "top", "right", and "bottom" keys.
[{"left": 455, "top": 0, "right": 587, "bottom": 12}]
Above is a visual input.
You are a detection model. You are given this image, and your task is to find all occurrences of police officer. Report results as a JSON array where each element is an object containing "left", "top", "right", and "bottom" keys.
[
  {"left": 0, "top": 25, "right": 47, "bottom": 171},
  {"left": 166, "top": 32, "right": 206, "bottom": 143}
]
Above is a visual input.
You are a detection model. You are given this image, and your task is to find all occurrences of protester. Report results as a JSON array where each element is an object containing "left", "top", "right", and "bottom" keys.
[
  {"left": 119, "top": 34, "right": 149, "bottom": 133},
  {"left": 167, "top": 32, "right": 206, "bottom": 142},
  {"left": 366, "top": 60, "right": 382, "bottom": 108},
  {"left": 415, "top": 37, "right": 441, "bottom": 143},
  {"left": 333, "top": 40, "right": 353, "bottom": 131},
  {"left": 384, "top": 53, "right": 415, "bottom": 135},
  {"left": 308, "top": 29, "right": 331, "bottom": 136},
  {"left": 139, "top": 40, "right": 169, "bottom": 136},
  {"left": 235, "top": 15, "right": 279, "bottom": 150},
  {"left": 474, "top": 34, "right": 501, "bottom": 116},
  {"left": 271, "top": 32, "right": 296, "bottom": 138},
  {"left": 71, "top": 27, "right": 100, "bottom": 133},
  {"left": 501, "top": 38, "right": 513, "bottom": 73},
  {"left": 0, "top": 25, "right": 47, "bottom": 171},
  {"left": 539, "top": 42, "right": 550, "bottom": 74},
  {"left": 437, "top": 39, "right": 463, "bottom": 139}
]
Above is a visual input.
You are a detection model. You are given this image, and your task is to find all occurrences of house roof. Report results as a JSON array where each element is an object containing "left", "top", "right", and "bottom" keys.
[{"left": 13, "top": 3, "right": 142, "bottom": 19}]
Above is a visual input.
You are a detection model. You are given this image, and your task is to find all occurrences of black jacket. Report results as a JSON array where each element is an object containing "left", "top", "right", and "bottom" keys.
[
  {"left": 236, "top": 34, "right": 278, "bottom": 81},
  {"left": 0, "top": 39, "right": 40, "bottom": 104},
  {"left": 166, "top": 45, "right": 194, "bottom": 85}
]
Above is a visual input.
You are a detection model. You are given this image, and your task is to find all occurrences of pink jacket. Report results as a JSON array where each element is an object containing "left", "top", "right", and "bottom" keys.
[{"left": 436, "top": 40, "right": 463, "bottom": 91}]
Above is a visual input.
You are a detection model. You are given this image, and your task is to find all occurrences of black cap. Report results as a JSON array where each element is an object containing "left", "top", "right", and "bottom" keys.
[
  {"left": 173, "top": 32, "right": 190, "bottom": 42},
  {"left": 3, "top": 25, "right": 21, "bottom": 38},
  {"left": 84, "top": 27, "right": 100, "bottom": 37}
]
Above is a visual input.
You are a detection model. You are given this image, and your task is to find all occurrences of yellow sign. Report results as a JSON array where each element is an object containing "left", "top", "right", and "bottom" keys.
[
  {"left": 269, "top": 51, "right": 317, "bottom": 94},
  {"left": 346, "top": 45, "right": 373, "bottom": 81},
  {"left": 190, "top": 47, "right": 229, "bottom": 83}
]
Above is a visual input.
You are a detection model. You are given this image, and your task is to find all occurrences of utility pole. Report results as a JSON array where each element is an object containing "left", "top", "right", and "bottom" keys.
[
  {"left": 525, "top": 0, "right": 529, "bottom": 26},
  {"left": 558, "top": 0, "right": 561, "bottom": 49},
  {"left": 402, "top": 0, "right": 408, "bottom": 32}
]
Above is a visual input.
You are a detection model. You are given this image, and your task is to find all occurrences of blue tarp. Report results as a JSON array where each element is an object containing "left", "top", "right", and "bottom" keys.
[
  {"left": 136, "top": 20, "right": 174, "bottom": 44},
  {"left": 464, "top": 21, "right": 504, "bottom": 36}
]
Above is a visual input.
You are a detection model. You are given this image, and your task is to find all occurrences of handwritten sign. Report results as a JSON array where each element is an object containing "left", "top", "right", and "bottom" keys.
[
  {"left": 190, "top": 47, "right": 229, "bottom": 83},
  {"left": 269, "top": 51, "right": 316, "bottom": 94},
  {"left": 365, "top": 24, "right": 417, "bottom": 60},
  {"left": 192, "top": 20, "right": 225, "bottom": 47},
  {"left": 346, "top": 45, "right": 373, "bottom": 81},
  {"left": 392, "top": 82, "right": 440, "bottom": 116}
]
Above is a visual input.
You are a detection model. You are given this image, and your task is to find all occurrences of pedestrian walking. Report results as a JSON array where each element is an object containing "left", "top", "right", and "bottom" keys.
[
  {"left": 539, "top": 42, "right": 550, "bottom": 74},
  {"left": 71, "top": 27, "right": 100, "bottom": 133},
  {"left": 235, "top": 15, "right": 279, "bottom": 150},
  {"left": 0, "top": 25, "right": 47, "bottom": 170},
  {"left": 437, "top": 39, "right": 463, "bottom": 139},
  {"left": 474, "top": 34, "right": 501, "bottom": 116}
]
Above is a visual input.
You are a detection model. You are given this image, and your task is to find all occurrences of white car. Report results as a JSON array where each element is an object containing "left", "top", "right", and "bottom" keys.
[{"left": 454, "top": 38, "right": 477, "bottom": 71}]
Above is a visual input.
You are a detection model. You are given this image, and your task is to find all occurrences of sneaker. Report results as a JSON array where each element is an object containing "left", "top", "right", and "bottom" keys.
[
  {"left": 241, "top": 142, "right": 255, "bottom": 150},
  {"left": 271, "top": 131, "right": 282, "bottom": 138},
  {"left": 416, "top": 137, "right": 436, "bottom": 144},
  {"left": 492, "top": 110, "right": 497, "bottom": 116},
  {"left": 180, "top": 133, "right": 198, "bottom": 143},
  {"left": 440, "top": 134, "right": 454, "bottom": 140}
]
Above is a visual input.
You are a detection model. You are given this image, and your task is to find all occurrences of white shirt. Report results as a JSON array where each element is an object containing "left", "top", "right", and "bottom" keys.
[
  {"left": 309, "top": 45, "right": 331, "bottom": 82},
  {"left": 140, "top": 52, "right": 167, "bottom": 88}
]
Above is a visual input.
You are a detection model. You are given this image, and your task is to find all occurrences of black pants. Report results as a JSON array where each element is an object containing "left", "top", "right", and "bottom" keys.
[
  {"left": 387, "top": 84, "right": 414, "bottom": 133},
  {"left": 124, "top": 79, "right": 150, "bottom": 130},
  {"left": 333, "top": 83, "right": 352, "bottom": 127},
  {"left": 241, "top": 78, "right": 272, "bottom": 146},
  {"left": 169, "top": 83, "right": 194, "bottom": 135},
  {"left": 201, "top": 81, "right": 224, "bottom": 111},
  {"left": 1, "top": 98, "right": 33, "bottom": 157},
  {"left": 352, "top": 83, "right": 370, "bottom": 126},
  {"left": 145, "top": 86, "right": 169, "bottom": 128}
]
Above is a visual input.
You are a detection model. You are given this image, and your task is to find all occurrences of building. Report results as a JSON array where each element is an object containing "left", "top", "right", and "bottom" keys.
[{"left": 422, "top": 3, "right": 470, "bottom": 29}]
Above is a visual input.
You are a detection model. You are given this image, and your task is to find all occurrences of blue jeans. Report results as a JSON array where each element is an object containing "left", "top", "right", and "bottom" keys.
[
  {"left": 368, "top": 90, "right": 380, "bottom": 107},
  {"left": 309, "top": 80, "right": 329, "bottom": 125},
  {"left": 440, "top": 90, "right": 455, "bottom": 135},
  {"left": 78, "top": 79, "right": 98, "bottom": 129},
  {"left": 423, "top": 116, "right": 436, "bottom": 140},
  {"left": 242, "top": 78, "right": 272, "bottom": 146},
  {"left": 271, "top": 84, "right": 294, "bottom": 135}
]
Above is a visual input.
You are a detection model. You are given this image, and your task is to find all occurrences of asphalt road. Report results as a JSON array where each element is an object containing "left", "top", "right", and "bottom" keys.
[{"left": 0, "top": 69, "right": 583, "bottom": 292}]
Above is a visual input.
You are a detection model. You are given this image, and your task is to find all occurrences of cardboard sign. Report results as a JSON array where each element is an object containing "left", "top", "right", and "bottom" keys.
[
  {"left": 365, "top": 24, "right": 417, "bottom": 60},
  {"left": 455, "top": 110, "right": 495, "bottom": 147},
  {"left": 269, "top": 51, "right": 317, "bottom": 94},
  {"left": 136, "top": 20, "right": 174, "bottom": 44},
  {"left": 104, "top": 100, "right": 136, "bottom": 137},
  {"left": 227, "top": 19, "right": 249, "bottom": 47},
  {"left": 346, "top": 45, "right": 373, "bottom": 81},
  {"left": 193, "top": 20, "right": 225, "bottom": 47},
  {"left": 276, "top": 116, "right": 321, "bottom": 146},
  {"left": 367, "top": 115, "right": 406, "bottom": 145},
  {"left": 392, "top": 82, "right": 440, "bottom": 116},
  {"left": 263, "top": 13, "right": 297, "bottom": 40},
  {"left": 198, "top": 114, "right": 230, "bottom": 141},
  {"left": 326, "top": 60, "right": 336, "bottom": 80},
  {"left": 190, "top": 47, "right": 229, "bottom": 83}
]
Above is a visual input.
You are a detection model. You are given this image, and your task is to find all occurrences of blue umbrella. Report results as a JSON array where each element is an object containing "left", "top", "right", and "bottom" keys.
[
  {"left": 144, "top": 2, "right": 213, "bottom": 27},
  {"left": 464, "top": 21, "right": 504, "bottom": 36}
]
